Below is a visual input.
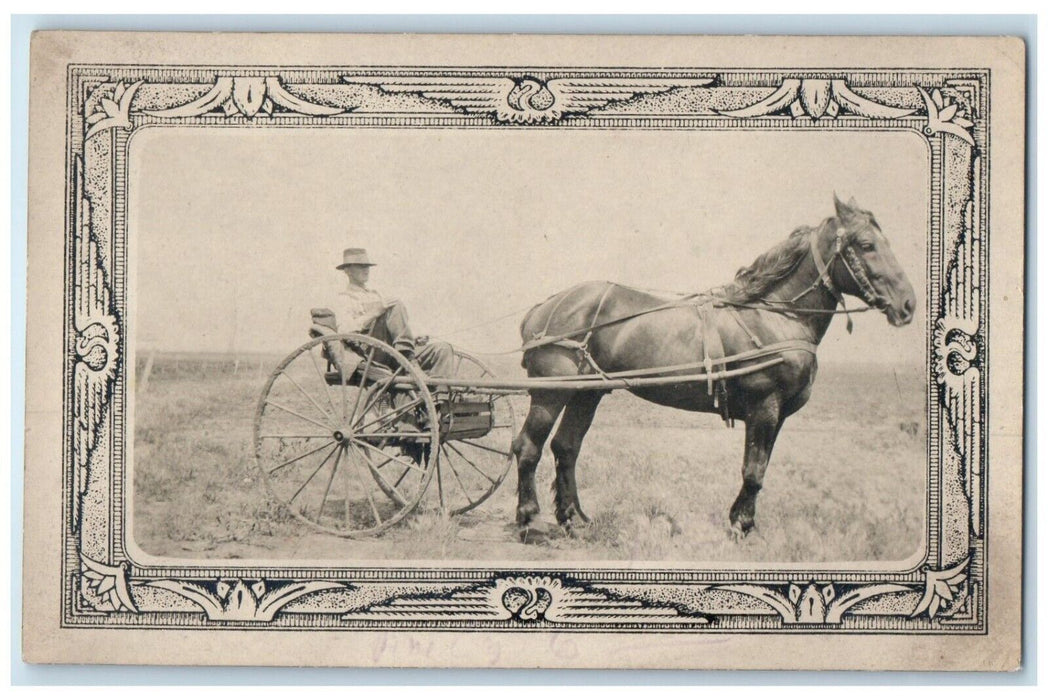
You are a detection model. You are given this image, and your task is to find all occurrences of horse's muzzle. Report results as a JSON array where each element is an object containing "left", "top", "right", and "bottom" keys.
[{"left": 886, "top": 295, "right": 916, "bottom": 326}]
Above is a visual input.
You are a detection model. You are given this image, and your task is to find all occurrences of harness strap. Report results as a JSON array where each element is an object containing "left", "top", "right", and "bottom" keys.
[
  {"left": 700, "top": 302, "right": 718, "bottom": 398},
  {"left": 536, "top": 281, "right": 592, "bottom": 341},
  {"left": 810, "top": 230, "right": 854, "bottom": 334},
  {"left": 725, "top": 305, "right": 764, "bottom": 348},
  {"left": 591, "top": 282, "right": 617, "bottom": 327},
  {"left": 522, "top": 292, "right": 703, "bottom": 352},
  {"left": 519, "top": 339, "right": 816, "bottom": 383},
  {"left": 549, "top": 335, "right": 633, "bottom": 389}
]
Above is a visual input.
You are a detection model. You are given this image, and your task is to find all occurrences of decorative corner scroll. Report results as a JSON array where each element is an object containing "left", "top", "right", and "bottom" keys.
[
  {"left": 713, "top": 580, "right": 913, "bottom": 625},
  {"left": 144, "top": 76, "right": 346, "bottom": 119},
  {"left": 342, "top": 75, "right": 714, "bottom": 124},
  {"left": 910, "top": 557, "right": 971, "bottom": 619},
  {"left": 917, "top": 86, "right": 976, "bottom": 146},
  {"left": 72, "top": 156, "right": 120, "bottom": 534},
  {"left": 718, "top": 78, "right": 916, "bottom": 120},
  {"left": 343, "top": 575, "right": 708, "bottom": 625},
  {"left": 80, "top": 554, "right": 138, "bottom": 613},
  {"left": 144, "top": 578, "right": 345, "bottom": 622},
  {"left": 84, "top": 80, "right": 143, "bottom": 140}
]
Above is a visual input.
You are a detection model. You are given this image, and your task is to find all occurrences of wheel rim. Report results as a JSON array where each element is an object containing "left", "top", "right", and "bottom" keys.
[
  {"left": 253, "top": 334, "right": 438, "bottom": 537},
  {"left": 427, "top": 351, "right": 517, "bottom": 516}
]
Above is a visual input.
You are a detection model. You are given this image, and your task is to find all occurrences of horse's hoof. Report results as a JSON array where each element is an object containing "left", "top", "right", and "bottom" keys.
[
  {"left": 559, "top": 519, "right": 581, "bottom": 538},
  {"left": 516, "top": 503, "right": 540, "bottom": 528},
  {"left": 518, "top": 525, "right": 551, "bottom": 545},
  {"left": 728, "top": 523, "right": 749, "bottom": 543}
]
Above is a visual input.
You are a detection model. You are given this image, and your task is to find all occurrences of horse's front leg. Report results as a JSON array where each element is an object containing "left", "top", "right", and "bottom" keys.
[{"left": 729, "top": 398, "right": 784, "bottom": 539}]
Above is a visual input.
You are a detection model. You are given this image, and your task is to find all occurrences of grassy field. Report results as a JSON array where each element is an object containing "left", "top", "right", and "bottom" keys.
[{"left": 131, "top": 351, "right": 926, "bottom": 564}]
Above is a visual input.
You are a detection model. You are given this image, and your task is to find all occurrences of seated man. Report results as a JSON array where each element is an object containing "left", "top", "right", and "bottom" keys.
[{"left": 312, "top": 247, "right": 454, "bottom": 378}]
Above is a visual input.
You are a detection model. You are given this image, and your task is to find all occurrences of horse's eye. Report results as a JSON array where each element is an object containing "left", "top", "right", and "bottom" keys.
[{"left": 859, "top": 242, "right": 875, "bottom": 252}]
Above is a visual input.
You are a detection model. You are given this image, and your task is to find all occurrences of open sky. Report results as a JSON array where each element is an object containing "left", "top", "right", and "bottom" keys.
[{"left": 128, "top": 126, "right": 928, "bottom": 370}]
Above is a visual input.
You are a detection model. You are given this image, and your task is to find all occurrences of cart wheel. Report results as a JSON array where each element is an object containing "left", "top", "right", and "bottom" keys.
[
  {"left": 253, "top": 333, "right": 439, "bottom": 537},
  {"left": 428, "top": 350, "right": 518, "bottom": 515}
]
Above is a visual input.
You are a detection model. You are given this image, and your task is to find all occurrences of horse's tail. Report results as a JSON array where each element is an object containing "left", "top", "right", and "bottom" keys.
[{"left": 518, "top": 302, "right": 543, "bottom": 369}]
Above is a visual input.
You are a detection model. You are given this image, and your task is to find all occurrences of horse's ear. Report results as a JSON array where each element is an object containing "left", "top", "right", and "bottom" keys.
[{"left": 833, "top": 193, "right": 857, "bottom": 223}]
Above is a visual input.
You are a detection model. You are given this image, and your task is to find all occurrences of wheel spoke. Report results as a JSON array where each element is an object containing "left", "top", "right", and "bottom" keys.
[
  {"left": 348, "top": 444, "right": 383, "bottom": 526},
  {"left": 392, "top": 465, "right": 412, "bottom": 489},
  {"left": 265, "top": 400, "right": 335, "bottom": 433},
  {"left": 366, "top": 452, "right": 397, "bottom": 471},
  {"left": 445, "top": 440, "right": 497, "bottom": 484},
  {"left": 289, "top": 442, "right": 340, "bottom": 505},
  {"left": 347, "top": 347, "right": 375, "bottom": 425},
  {"left": 265, "top": 439, "right": 336, "bottom": 475},
  {"left": 441, "top": 444, "right": 475, "bottom": 500},
  {"left": 457, "top": 439, "right": 513, "bottom": 458},
  {"left": 435, "top": 445, "right": 445, "bottom": 510},
  {"left": 279, "top": 368, "right": 337, "bottom": 428},
  {"left": 354, "top": 443, "right": 409, "bottom": 505},
  {"left": 355, "top": 397, "right": 423, "bottom": 433},
  {"left": 339, "top": 357, "right": 349, "bottom": 424},
  {"left": 316, "top": 444, "right": 342, "bottom": 522},
  {"left": 342, "top": 441, "right": 353, "bottom": 529},
  {"left": 307, "top": 344, "right": 341, "bottom": 422},
  {"left": 356, "top": 367, "right": 404, "bottom": 421},
  {"left": 356, "top": 430, "right": 430, "bottom": 440},
  {"left": 353, "top": 439, "right": 427, "bottom": 474}
]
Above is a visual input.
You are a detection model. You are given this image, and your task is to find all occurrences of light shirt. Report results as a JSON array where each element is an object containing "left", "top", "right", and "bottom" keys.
[{"left": 337, "top": 282, "right": 385, "bottom": 332}]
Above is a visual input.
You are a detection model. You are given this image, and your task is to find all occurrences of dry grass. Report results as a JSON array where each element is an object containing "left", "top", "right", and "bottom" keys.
[{"left": 132, "top": 353, "right": 925, "bottom": 564}]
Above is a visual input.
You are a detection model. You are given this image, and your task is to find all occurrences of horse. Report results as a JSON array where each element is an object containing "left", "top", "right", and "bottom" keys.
[{"left": 510, "top": 195, "right": 916, "bottom": 540}]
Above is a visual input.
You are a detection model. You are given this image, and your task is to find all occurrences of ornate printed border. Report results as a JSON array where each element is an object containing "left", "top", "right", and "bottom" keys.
[{"left": 63, "top": 65, "right": 988, "bottom": 632}]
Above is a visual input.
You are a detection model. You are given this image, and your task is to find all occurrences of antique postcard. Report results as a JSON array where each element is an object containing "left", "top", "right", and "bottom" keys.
[{"left": 23, "top": 32, "right": 1025, "bottom": 669}]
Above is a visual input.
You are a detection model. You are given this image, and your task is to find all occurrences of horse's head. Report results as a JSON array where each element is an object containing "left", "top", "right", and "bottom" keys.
[{"left": 830, "top": 195, "right": 917, "bottom": 327}]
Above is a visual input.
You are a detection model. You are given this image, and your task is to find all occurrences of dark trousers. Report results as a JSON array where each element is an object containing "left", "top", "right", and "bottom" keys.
[{"left": 370, "top": 301, "right": 455, "bottom": 378}]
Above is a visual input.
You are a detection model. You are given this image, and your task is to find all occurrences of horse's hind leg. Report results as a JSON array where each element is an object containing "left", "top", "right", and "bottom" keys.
[
  {"left": 511, "top": 390, "right": 568, "bottom": 529},
  {"left": 551, "top": 390, "right": 604, "bottom": 532}
]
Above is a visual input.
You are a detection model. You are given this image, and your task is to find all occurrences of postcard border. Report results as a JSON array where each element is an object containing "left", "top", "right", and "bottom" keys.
[{"left": 62, "top": 64, "right": 989, "bottom": 633}]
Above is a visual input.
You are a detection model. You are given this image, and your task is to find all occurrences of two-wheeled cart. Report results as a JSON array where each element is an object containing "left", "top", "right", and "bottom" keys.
[{"left": 254, "top": 331, "right": 790, "bottom": 537}]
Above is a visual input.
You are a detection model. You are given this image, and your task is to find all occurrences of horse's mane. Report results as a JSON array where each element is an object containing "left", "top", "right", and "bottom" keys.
[{"left": 722, "top": 219, "right": 830, "bottom": 302}]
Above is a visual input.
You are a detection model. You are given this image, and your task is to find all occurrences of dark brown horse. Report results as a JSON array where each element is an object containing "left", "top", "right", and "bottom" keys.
[{"left": 511, "top": 196, "right": 916, "bottom": 539}]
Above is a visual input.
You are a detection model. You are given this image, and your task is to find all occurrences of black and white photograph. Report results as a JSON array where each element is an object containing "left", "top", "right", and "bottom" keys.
[{"left": 22, "top": 32, "right": 1025, "bottom": 669}]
